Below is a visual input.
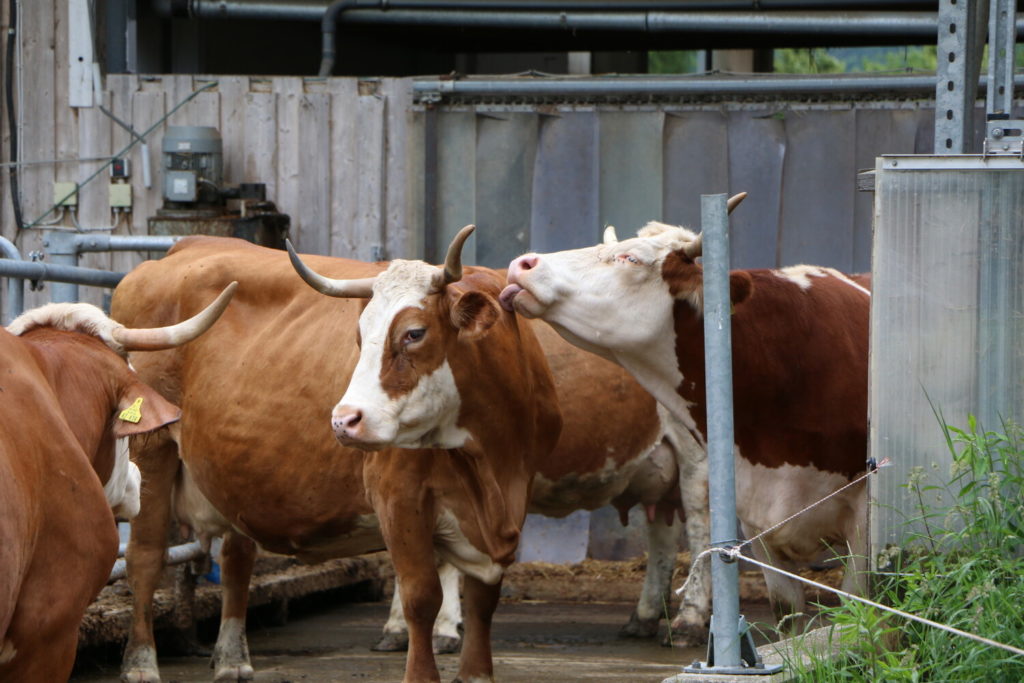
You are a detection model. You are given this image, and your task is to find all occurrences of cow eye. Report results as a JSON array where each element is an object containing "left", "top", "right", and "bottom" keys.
[
  {"left": 617, "top": 253, "right": 641, "bottom": 265},
  {"left": 403, "top": 328, "right": 426, "bottom": 344}
]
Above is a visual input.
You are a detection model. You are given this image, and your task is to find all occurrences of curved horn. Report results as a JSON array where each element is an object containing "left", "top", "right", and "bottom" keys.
[
  {"left": 603, "top": 225, "right": 619, "bottom": 245},
  {"left": 440, "top": 224, "right": 475, "bottom": 286},
  {"left": 727, "top": 191, "right": 748, "bottom": 214},
  {"left": 286, "top": 239, "right": 376, "bottom": 299},
  {"left": 683, "top": 192, "right": 747, "bottom": 259},
  {"left": 112, "top": 281, "right": 238, "bottom": 351}
]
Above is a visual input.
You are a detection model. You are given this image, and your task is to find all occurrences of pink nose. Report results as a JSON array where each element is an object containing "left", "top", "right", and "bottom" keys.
[
  {"left": 508, "top": 254, "right": 539, "bottom": 280},
  {"left": 332, "top": 407, "right": 364, "bottom": 441}
]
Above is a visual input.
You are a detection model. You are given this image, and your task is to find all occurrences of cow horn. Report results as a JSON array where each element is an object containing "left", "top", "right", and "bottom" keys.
[
  {"left": 682, "top": 192, "right": 748, "bottom": 259},
  {"left": 438, "top": 224, "right": 475, "bottom": 288},
  {"left": 603, "top": 225, "right": 619, "bottom": 245},
  {"left": 112, "top": 281, "right": 238, "bottom": 351},
  {"left": 286, "top": 239, "right": 376, "bottom": 298}
]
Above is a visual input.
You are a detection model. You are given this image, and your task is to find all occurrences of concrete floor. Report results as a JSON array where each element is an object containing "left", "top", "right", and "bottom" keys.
[{"left": 72, "top": 597, "right": 753, "bottom": 683}]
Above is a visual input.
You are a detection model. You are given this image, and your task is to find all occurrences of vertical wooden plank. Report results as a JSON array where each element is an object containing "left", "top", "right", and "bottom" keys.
[
  {"left": 529, "top": 110, "right": 599, "bottom": 252},
  {"left": 243, "top": 88, "right": 278, "bottom": 199},
  {"left": 598, "top": 111, "right": 664, "bottom": 240},
  {"left": 109, "top": 75, "right": 146, "bottom": 275},
  {"left": 663, "top": 110, "right": 730, "bottom": 231},
  {"left": 20, "top": 0, "right": 57, "bottom": 308},
  {"left": 351, "top": 84, "right": 386, "bottom": 261},
  {"left": 218, "top": 76, "right": 249, "bottom": 185},
  {"left": 475, "top": 112, "right": 537, "bottom": 269},
  {"left": 274, "top": 78, "right": 304, "bottom": 248},
  {"left": 131, "top": 87, "right": 168, "bottom": 240},
  {"left": 380, "top": 77, "right": 419, "bottom": 260},
  {"left": 296, "top": 90, "right": 331, "bottom": 256},
  {"left": 726, "top": 111, "right": 786, "bottom": 270},
  {"left": 76, "top": 101, "right": 113, "bottom": 306},
  {"left": 327, "top": 78, "right": 360, "bottom": 259},
  {"left": 166, "top": 74, "right": 196, "bottom": 127},
  {"left": 777, "top": 110, "right": 856, "bottom": 272}
]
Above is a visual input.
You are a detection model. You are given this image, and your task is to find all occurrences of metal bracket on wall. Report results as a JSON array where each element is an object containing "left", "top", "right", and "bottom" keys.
[{"left": 983, "top": 0, "right": 1022, "bottom": 157}]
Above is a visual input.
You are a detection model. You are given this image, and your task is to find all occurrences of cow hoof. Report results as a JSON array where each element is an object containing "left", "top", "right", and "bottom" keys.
[
  {"left": 619, "top": 611, "right": 659, "bottom": 639},
  {"left": 120, "top": 669, "right": 161, "bottom": 683},
  {"left": 371, "top": 632, "right": 409, "bottom": 652},
  {"left": 213, "top": 664, "right": 254, "bottom": 682},
  {"left": 432, "top": 634, "right": 461, "bottom": 654},
  {"left": 662, "top": 623, "right": 707, "bottom": 648}
]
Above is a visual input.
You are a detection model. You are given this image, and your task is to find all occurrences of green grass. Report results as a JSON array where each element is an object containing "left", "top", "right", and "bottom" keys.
[{"left": 787, "top": 418, "right": 1024, "bottom": 682}]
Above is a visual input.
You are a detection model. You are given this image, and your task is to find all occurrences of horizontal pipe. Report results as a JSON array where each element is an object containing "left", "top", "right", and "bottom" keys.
[
  {"left": 109, "top": 541, "right": 206, "bottom": 583},
  {"left": 0, "top": 236, "right": 25, "bottom": 325},
  {"left": 0, "top": 259, "right": 126, "bottom": 288},
  {"left": 74, "top": 234, "right": 181, "bottom": 253},
  {"left": 413, "top": 73, "right": 1024, "bottom": 99},
  {"left": 176, "top": 0, "right": 942, "bottom": 21}
]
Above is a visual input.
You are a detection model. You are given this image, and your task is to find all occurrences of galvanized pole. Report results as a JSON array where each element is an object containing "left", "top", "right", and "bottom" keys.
[{"left": 700, "top": 193, "right": 741, "bottom": 669}]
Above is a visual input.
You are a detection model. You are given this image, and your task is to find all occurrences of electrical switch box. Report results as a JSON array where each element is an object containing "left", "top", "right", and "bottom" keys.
[
  {"left": 53, "top": 181, "right": 79, "bottom": 206},
  {"left": 109, "top": 183, "right": 133, "bottom": 209}
]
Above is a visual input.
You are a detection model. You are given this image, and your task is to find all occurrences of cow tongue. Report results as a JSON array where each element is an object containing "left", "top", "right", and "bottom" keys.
[{"left": 498, "top": 283, "right": 523, "bottom": 312}]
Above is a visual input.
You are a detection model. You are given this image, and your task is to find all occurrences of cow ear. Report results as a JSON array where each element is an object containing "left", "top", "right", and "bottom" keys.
[
  {"left": 729, "top": 271, "right": 753, "bottom": 307},
  {"left": 449, "top": 290, "right": 500, "bottom": 341},
  {"left": 112, "top": 381, "right": 182, "bottom": 438}
]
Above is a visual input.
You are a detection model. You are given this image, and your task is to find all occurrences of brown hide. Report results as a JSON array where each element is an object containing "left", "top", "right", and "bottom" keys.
[
  {"left": 0, "top": 328, "right": 178, "bottom": 682},
  {"left": 666, "top": 268, "right": 869, "bottom": 479}
]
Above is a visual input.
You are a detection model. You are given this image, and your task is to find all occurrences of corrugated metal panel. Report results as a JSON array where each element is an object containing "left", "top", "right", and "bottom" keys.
[
  {"left": 474, "top": 112, "right": 538, "bottom": 268},
  {"left": 598, "top": 111, "right": 664, "bottom": 238},
  {"left": 778, "top": 110, "right": 857, "bottom": 272},
  {"left": 530, "top": 111, "right": 600, "bottom": 253},
  {"left": 726, "top": 111, "right": 786, "bottom": 269},
  {"left": 662, "top": 110, "right": 729, "bottom": 232},
  {"left": 436, "top": 112, "right": 479, "bottom": 265},
  {"left": 870, "top": 160, "right": 1024, "bottom": 559}
]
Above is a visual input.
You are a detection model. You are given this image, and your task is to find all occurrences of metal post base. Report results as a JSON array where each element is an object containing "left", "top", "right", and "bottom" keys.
[{"left": 683, "top": 616, "right": 783, "bottom": 675}]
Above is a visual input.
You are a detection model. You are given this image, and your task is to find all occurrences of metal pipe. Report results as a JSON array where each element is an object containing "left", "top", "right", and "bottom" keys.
[
  {"left": 701, "top": 193, "right": 741, "bottom": 670},
  {"left": 173, "top": 0, "right": 944, "bottom": 21},
  {"left": 0, "top": 236, "right": 25, "bottom": 325},
  {"left": 0, "top": 260, "right": 126, "bottom": 289},
  {"left": 73, "top": 234, "right": 181, "bottom": 252},
  {"left": 414, "top": 73, "right": 1024, "bottom": 100},
  {"left": 109, "top": 540, "right": 206, "bottom": 583}
]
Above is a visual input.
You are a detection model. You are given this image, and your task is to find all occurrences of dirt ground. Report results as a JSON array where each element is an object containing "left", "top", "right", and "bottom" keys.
[{"left": 72, "top": 554, "right": 843, "bottom": 683}]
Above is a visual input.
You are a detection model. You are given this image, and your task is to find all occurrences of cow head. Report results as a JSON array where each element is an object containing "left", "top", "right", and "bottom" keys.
[
  {"left": 7, "top": 282, "right": 237, "bottom": 518},
  {"left": 501, "top": 194, "right": 750, "bottom": 363},
  {"left": 288, "top": 226, "right": 502, "bottom": 451}
]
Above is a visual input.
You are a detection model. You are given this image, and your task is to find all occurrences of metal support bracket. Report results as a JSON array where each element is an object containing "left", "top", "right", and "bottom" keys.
[
  {"left": 983, "top": 0, "right": 1022, "bottom": 156},
  {"left": 683, "top": 615, "right": 783, "bottom": 675}
]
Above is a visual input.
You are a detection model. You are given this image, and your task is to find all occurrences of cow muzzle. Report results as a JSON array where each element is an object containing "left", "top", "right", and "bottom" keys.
[{"left": 332, "top": 405, "right": 388, "bottom": 450}]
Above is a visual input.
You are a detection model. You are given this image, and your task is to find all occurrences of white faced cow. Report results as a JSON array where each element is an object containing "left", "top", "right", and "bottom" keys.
[{"left": 501, "top": 194, "right": 871, "bottom": 622}]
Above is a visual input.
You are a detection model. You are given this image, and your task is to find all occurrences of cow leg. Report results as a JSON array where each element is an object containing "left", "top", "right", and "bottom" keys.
[
  {"left": 375, "top": 562, "right": 463, "bottom": 654},
  {"left": 395, "top": 560, "right": 443, "bottom": 683},
  {"left": 621, "top": 514, "right": 677, "bottom": 639},
  {"left": 454, "top": 574, "right": 500, "bottom": 683},
  {"left": 663, "top": 417, "right": 712, "bottom": 647},
  {"left": 748, "top": 537, "right": 806, "bottom": 630},
  {"left": 122, "top": 433, "right": 180, "bottom": 683},
  {"left": 211, "top": 531, "right": 256, "bottom": 681}
]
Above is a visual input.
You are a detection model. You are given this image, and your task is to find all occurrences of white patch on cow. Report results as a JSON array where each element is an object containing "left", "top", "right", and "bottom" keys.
[
  {"left": 105, "top": 437, "right": 142, "bottom": 519},
  {"left": 382, "top": 562, "right": 462, "bottom": 640},
  {"left": 172, "top": 461, "right": 233, "bottom": 542},
  {"left": 635, "top": 516, "right": 682, "bottom": 621},
  {"left": 0, "top": 638, "right": 16, "bottom": 664},
  {"left": 7, "top": 302, "right": 127, "bottom": 356},
  {"left": 336, "top": 260, "right": 469, "bottom": 449},
  {"left": 434, "top": 508, "right": 504, "bottom": 585},
  {"left": 212, "top": 616, "right": 253, "bottom": 681},
  {"left": 774, "top": 265, "right": 871, "bottom": 297}
]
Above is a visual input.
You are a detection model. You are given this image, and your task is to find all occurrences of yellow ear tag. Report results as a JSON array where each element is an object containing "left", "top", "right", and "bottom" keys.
[{"left": 119, "top": 397, "right": 144, "bottom": 424}]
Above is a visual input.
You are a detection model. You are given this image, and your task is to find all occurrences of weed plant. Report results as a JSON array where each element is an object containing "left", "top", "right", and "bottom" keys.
[{"left": 790, "top": 418, "right": 1024, "bottom": 682}]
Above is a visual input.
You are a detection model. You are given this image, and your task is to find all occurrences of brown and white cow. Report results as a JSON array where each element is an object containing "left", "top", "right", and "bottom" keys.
[
  {"left": 376, "top": 323, "right": 711, "bottom": 651},
  {"left": 0, "top": 289, "right": 234, "bottom": 682},
  {"left": 501, "top": 201, "right": 871, "bottom": 623},
  {"left": 112, "top": 231, "right": 560, "bottom": 683}
]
